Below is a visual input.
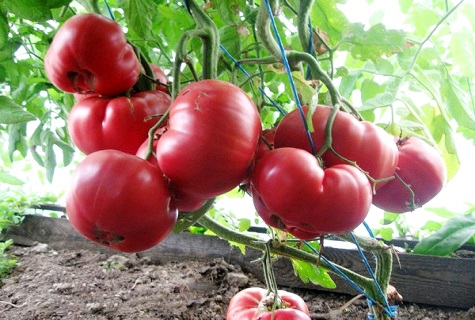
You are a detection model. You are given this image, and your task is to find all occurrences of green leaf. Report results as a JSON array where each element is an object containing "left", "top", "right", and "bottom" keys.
[
  {"left": 291, "top": 71, "right": 316, "bottom": 106},
  {"left": 237, "top": 218, "right": 251, "bottom": 232},
  {"left": 376, "top": 227, "right": 394, "bottom": 241},
  {"left": 0, "top": 170, "right": 24, "bottom": 185},
  {"left": 0, "top": 8, "right": 8, "bottom": 50},
  {"left": 119, "top": 0, "right": 156, "bottom": 39},
  {"left": 214, "top": 0, "right": 245, "bottom": 25},
  {"left": 441, "top": 76, "right": 475, "bottom": 131},
  {"left": 0, "top": 96, "right": 36, "bottom": 124},
  {"left": 413, "top": 215, "right": 475, "bottom": 256},
  {"left": 340, "top": 23, "right": 407, "bottom": 62},
  {"left": 291, "top": 258, "right": 336, "bottom": 289},
  {"left": 219, "top": 25, "right": 241, "bottom": 59},
  {"left": 2, "top": 0, "right": 71, "bottom": 21},
  {"left": 360, "top": 92, "right": 396, "bottom": 111},
  {"left": 8, "top": 123, "right": 28, "bottom": 160},
  {"left": 312, "top": 0, "right": 349, "bottom": 46},
  {"left": 381, "top": 212, "right": 399, "bottom": 225}
]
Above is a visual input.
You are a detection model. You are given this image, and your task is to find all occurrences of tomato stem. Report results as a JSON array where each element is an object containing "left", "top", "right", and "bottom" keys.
[
  {"left": 144, "top": 108, "right": 170, "bottom": 161},
  {"left": 197, "top": 214, "right": 374, "bottom": 290},
  {"left": 297, "top": 0, "right": 314, "bottom": 57},
  {"left": 185, "top": 0, "right": 220, "bottom": 80}
]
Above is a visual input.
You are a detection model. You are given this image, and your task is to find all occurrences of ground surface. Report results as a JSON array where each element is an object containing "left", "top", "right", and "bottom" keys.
[{"left": 0, "top": 243, "right": 473, "bottom": 320}]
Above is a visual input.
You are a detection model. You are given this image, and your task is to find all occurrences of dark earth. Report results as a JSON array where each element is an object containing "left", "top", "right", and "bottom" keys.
[{"left": 1, "top": 243, "right": 474, "bottom": 320}]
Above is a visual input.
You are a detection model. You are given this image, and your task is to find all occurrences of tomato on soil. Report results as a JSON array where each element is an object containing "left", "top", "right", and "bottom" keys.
[{"left": 227, "top": 287, "right": 311, "bottom": 320}]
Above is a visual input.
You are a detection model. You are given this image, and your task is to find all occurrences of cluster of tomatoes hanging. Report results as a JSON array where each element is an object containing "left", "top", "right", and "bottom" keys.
[{"left": 44, "top": 13, "right": 446, "bottom": 254}]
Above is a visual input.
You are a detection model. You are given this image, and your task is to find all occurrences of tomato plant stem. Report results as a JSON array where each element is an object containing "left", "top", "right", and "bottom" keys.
[
  {"left": 297, "top": 0, "right": 314, "bottom": 57},
  {"left": 186, "top": 0, "right": 219, "bottom": 80},
  {"left": 197, "top": 214, "right": 375, "bottom": 293}
]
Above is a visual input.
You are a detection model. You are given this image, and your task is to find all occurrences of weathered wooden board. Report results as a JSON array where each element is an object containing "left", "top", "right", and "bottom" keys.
[{"left": 4, "top": 215, "right": 475, "bottom": 309}]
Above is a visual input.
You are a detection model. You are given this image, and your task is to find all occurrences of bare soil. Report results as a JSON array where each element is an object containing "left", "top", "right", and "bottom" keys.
[{"left": 0, "top": 243, "right": 473, "bottom": 320}]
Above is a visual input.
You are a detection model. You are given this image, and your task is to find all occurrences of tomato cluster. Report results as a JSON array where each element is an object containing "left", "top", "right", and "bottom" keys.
[
  {"left": 45, "top": 14, "right": 262, "bottom": 253},
  {"left": 250, "top": 105, "right": 446, "bottom": 239},
  {"left": 46, "top": 13, "right": 446, "bottom": 254}
]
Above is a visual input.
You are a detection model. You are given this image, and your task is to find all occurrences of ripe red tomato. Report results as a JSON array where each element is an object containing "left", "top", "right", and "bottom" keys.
[
  {"left": 372, "top": 136, "right": 446, "bottom": 213},
  {"left": 66, "top": 150, "right": 177, "bottom": 253},
  {"left": 227, "top": 287, "right": 311, "bottom": 320},
  {"left": 156, "top": 79, "right": 262, "bottom": 199},
  {"left": 68, "top": 90, "right": 170, "bottom": 155},
  {"left": 251, "top": 148, "right": 372, "bottom": 238},
  {"left": 136, "top": 133, "right": 209, "bottom": 213},
  {"left": 274, "top": 106, "right": 398, "bottom": 190},
  {"left": 45, "top": 13, "right": 140, "bottom": 96}
]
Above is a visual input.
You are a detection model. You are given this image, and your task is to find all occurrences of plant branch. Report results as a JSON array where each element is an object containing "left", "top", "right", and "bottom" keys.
[{"left": 197, "top": 214, "right": 373, "bottom": 290}]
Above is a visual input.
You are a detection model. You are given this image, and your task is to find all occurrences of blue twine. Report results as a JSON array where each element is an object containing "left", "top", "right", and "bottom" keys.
[
  {"left": 219, "top": 45, "right": 287, "bottom": 116},
  {"left": 104, "top": 0, "right": 114, "bottom": 20},
  {"left": 350, "top": 233, "right": 397, "bottom": 318},
  {"left": 305, "top": 19, "right": 314, "bottom": 80},
  {"left": 363, "top": 221, "right": 376, "bottom": 238},
  {"left": 302, "top": 241, "right": 378, "bottom": 306},
  {"left": 263, "top": 0, "right": 317, "bottom": 155}
]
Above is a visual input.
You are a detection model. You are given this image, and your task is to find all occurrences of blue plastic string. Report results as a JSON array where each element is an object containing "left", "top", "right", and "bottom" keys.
[
  {"left": 350, "top": 233, "right": 397, "bottom": 318},
  {"left": 302, "top": 241, "right": 378, "bottom": 306},
  {"left": 104, "top": 0, "right": 114, "bottom": 20},
  {"left": 305, "top": 19, "right": 314, "bottom": 80},
  {"left": 363, "top": 221, "right": 376, "bottom": 238},
  {"left": 263, "top": 0, "right": 317, "bottom": 156},
  {"left": 219, "top": 45, "right": 287, "bottom": 116}
]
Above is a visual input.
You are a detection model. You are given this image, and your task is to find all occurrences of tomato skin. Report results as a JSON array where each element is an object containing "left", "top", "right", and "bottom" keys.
[
  {"left": 45, "top": 13, "right": 140, "bottom": 96},
  {"left": 156, "top": 79, "right": 262, "bottom": 199},
  {"left": 66, "top": 150, "right": 177, "bottom": 253},
  {"left": 250, "top": 148, "right": 372, "bottom": 238},
  {"left": 68, "top": 90, "right": 170, "bottom": 155},
  {"left": 372, "top": 136, "right": 446, "bottom": 213},
  {"left": 227, "top": 287, "right": 311, "bottom": 320},
  {"left": 274, "top": 106, "right": 398, "bottom": 189}
]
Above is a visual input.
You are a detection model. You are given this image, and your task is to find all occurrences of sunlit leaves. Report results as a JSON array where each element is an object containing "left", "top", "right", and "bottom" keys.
[
  {"left": 0, "top": 96, "right": 36, "bottom": 124},
  {"left": 119, "top": 0, "right": 156, "bottom": 39},
  {"left": 1, "top": 0, "right": 71, "bottom": 21},
  {"left": 441, "top": 75, "right": 475, "bottom": 131},
  {"left": 339, "top": 23, "right": 407, "bottom": 62},
  {"left": 214, "top": 0, "right": 246, "bottom": 25},
  {"left": 0, "top": 169, "right": 23, "bottom": 185},
  {"left": 291, "top": 258, "right": 336, "bottom": 289},
  {"left": 311, "top": 0, "right": 349, "bottom": 47}
]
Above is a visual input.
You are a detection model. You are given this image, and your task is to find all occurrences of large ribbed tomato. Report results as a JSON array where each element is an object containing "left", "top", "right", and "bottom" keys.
[
  {"left": 66, "top": 150, "right": 177, "bottom": 253},
  {"left": 227, "top": 287, "right": 311, "bottom": 320},
  {"left": 156, "top": 79, "right": 262, "bottom": 199},
  {"left": 274, "top": 106, "right": 398, "bottom": 190},
  {"left": 44, "top": 13, "right": 140, "bottom": 96},
  {"left": 372, "top": 136, "right": 446, "bottom": 213},
  {"left": 250, "top": 147, "right": 372, "bottom": 239},
  {"left": 68, "top": 90, "right": 170, "bottom": 155}
]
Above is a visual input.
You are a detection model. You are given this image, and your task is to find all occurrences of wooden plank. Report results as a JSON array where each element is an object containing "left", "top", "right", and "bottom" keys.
[{"left": 5, "top": 215, "right": 475, "bottom": 309}]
